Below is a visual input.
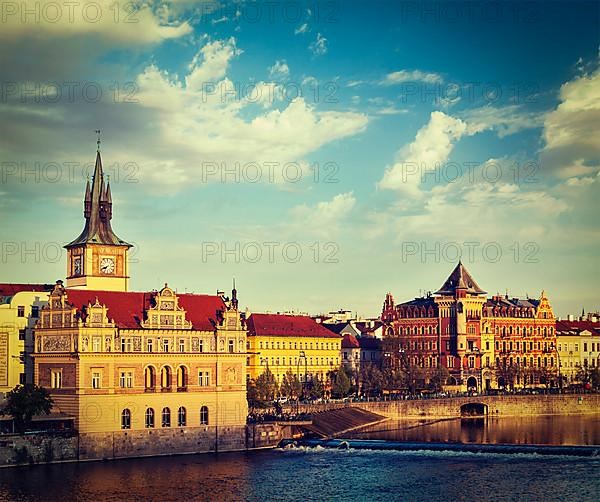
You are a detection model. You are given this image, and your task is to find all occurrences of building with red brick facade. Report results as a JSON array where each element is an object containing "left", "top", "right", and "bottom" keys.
[{"left": 381, "top": 262, "right": 557, "bottom": 392}]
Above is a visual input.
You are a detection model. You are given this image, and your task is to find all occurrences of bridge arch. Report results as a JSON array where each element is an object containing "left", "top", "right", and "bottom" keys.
[{"left": 460, "top": 402, "right": 488, "bottom": 417}]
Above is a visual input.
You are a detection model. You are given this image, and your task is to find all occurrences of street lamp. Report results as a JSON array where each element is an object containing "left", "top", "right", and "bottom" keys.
[{"left": 296, "top": 351, "right": 307, "bottom": 399}]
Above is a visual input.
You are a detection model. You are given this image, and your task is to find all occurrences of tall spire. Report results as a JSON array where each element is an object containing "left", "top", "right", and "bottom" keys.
[
  {"left": 65, "top": 137, "right": 131, "bottom": 249},
  {"left": 231, "top": 278, "right": 238, "bottom": 309}
]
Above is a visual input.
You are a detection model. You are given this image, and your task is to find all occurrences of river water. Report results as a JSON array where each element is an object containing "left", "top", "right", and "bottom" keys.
[{"left": 0, "top": 416, "right": 598, "bottom": 501}]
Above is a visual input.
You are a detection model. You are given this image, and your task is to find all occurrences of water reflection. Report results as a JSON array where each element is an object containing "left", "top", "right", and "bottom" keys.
[{"left": 349, "top": 415, "right": 600, "bottom": 446}]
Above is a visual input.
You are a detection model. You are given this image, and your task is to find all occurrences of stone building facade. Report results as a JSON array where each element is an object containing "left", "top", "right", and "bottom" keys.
[{"left": 381, "top": 262, "right": 557, "bottom": 391}]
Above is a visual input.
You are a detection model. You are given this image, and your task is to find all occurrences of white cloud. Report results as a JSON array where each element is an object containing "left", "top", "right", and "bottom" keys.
[
  {"left": 309, "top": 33, "right": 328, "bottom": 56},
  {"left": 381, "top": 70, "right": 443, "bottom": 85},
  {"left": 290, "top": 192, "right": 356, "bottom": 236},
  {"left": 127, "top": 39, "right": 368, "bottom": 190},
  {"left": 268, "top": 60, "right": 290, "bottom": 81},
  {"left": 185, "top": 38, "right": 241, "bottom": 89},
  {"left": 378, "top": 111, "right": 469, "bottom": 196},
  {"left": 295, "top": 23, "right": 309, "bottom": 35},
  {"left": 0, "top": 0, "right": 191, "bottom": 44},
  {"left": 541, "top": 65, "right": 600, "bottom": 177},
  {"left": 461, "top": 104, "right": 544, "bottom": 138}
]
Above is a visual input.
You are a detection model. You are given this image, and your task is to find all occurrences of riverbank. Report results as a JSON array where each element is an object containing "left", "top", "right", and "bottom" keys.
[{"left": 296, "top": 393, "right": 600, "bottom": 419}]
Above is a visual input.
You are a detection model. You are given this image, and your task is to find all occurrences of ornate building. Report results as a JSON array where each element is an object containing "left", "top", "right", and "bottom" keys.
[
  {"left": 33, "top": 146, "right": 248, "bottom": 457},
  {"left": 381, "top": 262, "right": 557, "bottom": 392},
  {"left": 246, "top": 313, "right": 342, "bottom": 387}
]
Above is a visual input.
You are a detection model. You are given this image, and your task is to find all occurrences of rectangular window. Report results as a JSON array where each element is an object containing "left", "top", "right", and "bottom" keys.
[
  {"left": 228, "top": 340, "right": 234, "bottom": 353},
  {"left": 198, "top": 371, "right": 210, "bottom": 386},
  {"left": 92, "top": 371, "right": 101, "bottom": 389},
  {"left": 163, "top": 339, "right": 170, "bottom": 352},
  {"left": 119, "top": 371, "right": 133, "bottom": 388},
  {"left": 19, "top": 373, "right": 26, "bottom": 385},
  {"left": 18, "top": 329, "right": 26, "bottom": 341},
  {"left": 17, "top": 306, "right": 25, "bottom": 317},
  {"left": 199, "top": 339, "right": 204, "bottom": 353},
  {"left": 147, "top": 338, "right": 154, "bottom": 352},
  {"left": 51, "top": 369, "right": 62, "bottom": 389},
  {"left": 93, "top": 337, "right": 101, "bottom": 352},
  {"left": 31, "top": 306, "right": 39, "bottom": 318},
  {"left": 179, "top": 339, "right": 186, "bottom": 352},
  {"left": 583, "top": 343, "right": 588, "bottom": 352},
  {"left": 121, "top": 338, "right": 132, "bottom": 352}
]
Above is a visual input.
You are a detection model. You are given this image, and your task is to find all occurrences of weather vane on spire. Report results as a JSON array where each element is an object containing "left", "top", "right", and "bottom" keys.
[{"left": 95, "top": 129, "right": 101, "bottom": 151}]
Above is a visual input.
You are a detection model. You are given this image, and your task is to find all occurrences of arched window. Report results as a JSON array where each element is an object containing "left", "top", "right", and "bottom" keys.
[
  {"left": 145, "top": 366, "right": 156, "bottom": 391},
  {"left": 121, "top": 409, "right": 131, "bottom": 430},
  {"left": 178, "top": 406, "right": 187, "bottom": 426},
  {"left": 162, "top": 407, "right": 171, "bottom": 427},
  {"left": 177, "top": 366, "right": 188, "bottom": 391},
  {"left": 145, "top": 408, "right": 155, "bottom": 428},
  {"left": 200, "top": 406, "right": 209, "bottom": 425},
  {"left": 161, "top": 366, "right": 172, "bottom": 391}
]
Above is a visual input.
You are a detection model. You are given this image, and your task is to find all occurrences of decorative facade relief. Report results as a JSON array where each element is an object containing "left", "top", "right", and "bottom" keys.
[{"left": 141, "top": 285, "right": 192, "bottom": 330}]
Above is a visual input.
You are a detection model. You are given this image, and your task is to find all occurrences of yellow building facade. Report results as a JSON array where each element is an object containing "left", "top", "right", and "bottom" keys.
[
  {"left": 246, "top": 313, "right": 342, "bottom": 385},
  {"left": 0, "top": 287, "right": 51, "bottom": 393},
  {"left": 32, "top": 147, "right": 248, "bottom": 456}
]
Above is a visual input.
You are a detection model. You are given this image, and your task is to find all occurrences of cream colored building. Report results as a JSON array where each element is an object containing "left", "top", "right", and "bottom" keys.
[
  {"left": 32, "top": 147, "right": 248, "bottom": 456},
  {"left": 556, "top": 320, "right": 600, "bottom": 384},
  {"left": 0, "top": 286, "right": 51, "bottom": 394}
]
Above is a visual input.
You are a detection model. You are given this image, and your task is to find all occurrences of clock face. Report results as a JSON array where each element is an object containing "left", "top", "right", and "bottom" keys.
[
  {"left": 100, "top": 257, "right": 115, "bottom": 275},
  {"left": 73, "top": 257, "right": 82, "bottom": 276}
]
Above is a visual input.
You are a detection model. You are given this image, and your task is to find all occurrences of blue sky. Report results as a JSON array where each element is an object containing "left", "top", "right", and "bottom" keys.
[{"left": 1, "top": 0, "right": 599, "bottom": 317}]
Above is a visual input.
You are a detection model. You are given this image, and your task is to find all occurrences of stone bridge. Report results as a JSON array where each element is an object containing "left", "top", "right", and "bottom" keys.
[{"left": 296, "top": 394, "right": 600, "bottom": 420}]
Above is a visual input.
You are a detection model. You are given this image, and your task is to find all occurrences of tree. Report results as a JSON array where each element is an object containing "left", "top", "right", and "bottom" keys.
[
  {"left": 2, "top": 384, "right": 53, "bottom": 433},
  {"left": 249, "top": 368, "right": 278, "bottom": 408},
  {"left": 280, "top": 370, "right": 302, "bottom": 400},
  {"left": 361, "top": 365, "right": 384, "bottom": 397},
  {"left": 331, "top": 366, "right": 351, "bottom": 398},
  {"left": 306, "top": 376, "right": 324, "bottom": 400},
  {"left": 427, "top": 366, "right": 449, "bottom": 392}
]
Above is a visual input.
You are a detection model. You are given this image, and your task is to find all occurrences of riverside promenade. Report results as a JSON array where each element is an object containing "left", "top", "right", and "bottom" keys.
[{"left": 294, "top": 394, "right": 600, "bottom": 420}]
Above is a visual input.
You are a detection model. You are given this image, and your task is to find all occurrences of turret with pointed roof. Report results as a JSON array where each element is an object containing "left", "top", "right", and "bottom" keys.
[
  {"left": 65, "top": 150, "right": 130, "bottom": 249},
  {"left": 435, "top": 261, "right": 486, "bottom": 296}
]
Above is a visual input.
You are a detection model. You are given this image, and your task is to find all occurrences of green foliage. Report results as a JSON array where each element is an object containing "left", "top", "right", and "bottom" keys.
[
  {"left": 247, "top": 368, "right": 278, "bottom": 409},
  {"left": 280, "top": 370, "right": 302, "bottom": 399},
  {"left": 331, "top": 366, "right": 351, "bottom": 398},
  {"left": 306, "top": 376, "right": 324, "bottom": 400},
  {"left": 360, "top": 365, "right": 384, "bottom": 396},
  {"left": 1, "top": 384, "right": 53, "bottom": 433}
]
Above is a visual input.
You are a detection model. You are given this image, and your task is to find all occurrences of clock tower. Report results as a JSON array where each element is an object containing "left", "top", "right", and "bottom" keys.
[{"left": 65, "top": 145, "right": 132, "bottom": 291}]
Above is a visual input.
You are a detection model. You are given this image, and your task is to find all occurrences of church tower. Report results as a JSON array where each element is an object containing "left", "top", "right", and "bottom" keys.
[{"left": 64, "top": 141, "right": 131, "bottom": 291}]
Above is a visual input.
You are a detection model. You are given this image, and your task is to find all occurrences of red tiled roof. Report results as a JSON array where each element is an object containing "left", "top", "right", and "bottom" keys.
[
  {"left": 342, "top": 333, "right": 360, "bottom": 349},
  {"left": 556, "top": 320, "right": 600, "bottom": 335},
  {"left": 64, "top": 289, "right": 224, "bottom": 331},
  {"left": 0, "top": 283, "right": 53, "bottom": 297},
  {"left": 247, "top": 313, "right": 341, "bottom": 339}
]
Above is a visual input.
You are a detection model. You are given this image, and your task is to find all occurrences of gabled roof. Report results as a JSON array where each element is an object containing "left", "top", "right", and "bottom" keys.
[
  {"left": 0, "top": 283, "right": 54, "bottom": 297},
  {"left": 65, "top": 150, "right": 130, "bottom": 248},
  {"left": 556, "top": 320, "right": 600, "bottom": 336},
  {"left": 435, "top": 262, "right": 486, "bottom": 295},
  {"left": 64, "top": 289, "right": 224, "bottom": 331},
  {"left": 247, "top": 313, "right": 341, "bottom": 338},
  {"left": 341, "top": 333, "right": 360, "bottom": 349},
  {"left": 354, "top": 321, "right": 383, "bottom": 336},
  {"left": 321, "top": 322, "right": 347, "bottom": 335},
  {"left": 484, "top": 297, "right": 539, "bottom": 309}
]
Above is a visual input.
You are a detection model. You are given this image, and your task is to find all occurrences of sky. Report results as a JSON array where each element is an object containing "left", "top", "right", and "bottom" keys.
[{"left": 0, "top": 0, "right": 599, "bottom": 318}]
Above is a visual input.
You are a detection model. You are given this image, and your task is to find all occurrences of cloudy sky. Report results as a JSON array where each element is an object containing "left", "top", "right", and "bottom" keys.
[{"left": 1, "top": 0, "right": 598, "bottom": 317}]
